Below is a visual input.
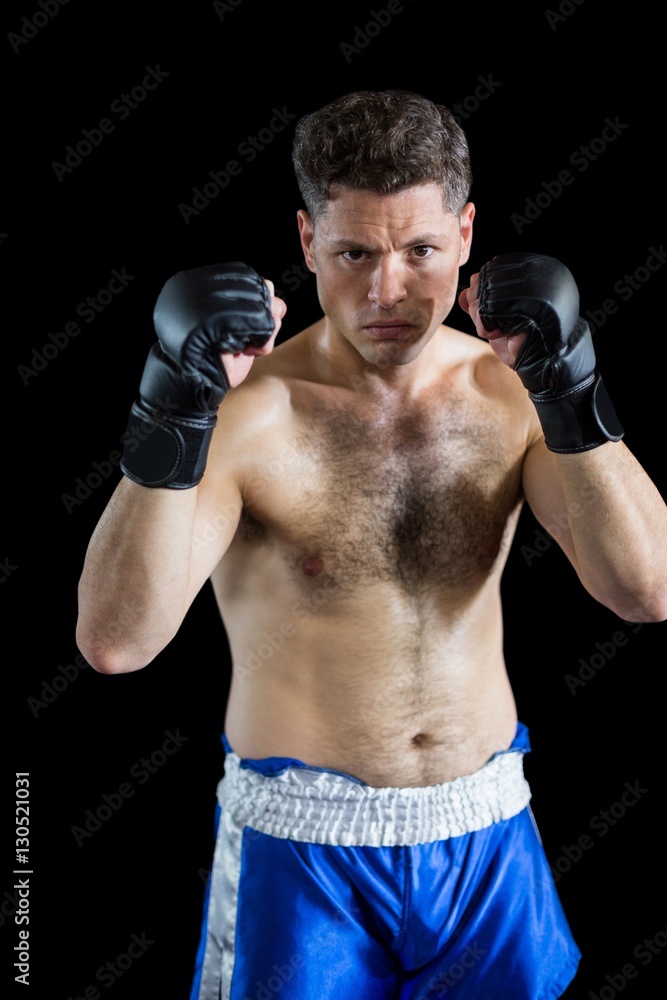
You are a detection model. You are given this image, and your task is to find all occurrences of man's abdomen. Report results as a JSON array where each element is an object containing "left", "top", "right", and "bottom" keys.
[{"left": 221, "top": 583, "right": 518, "bottom": 788}]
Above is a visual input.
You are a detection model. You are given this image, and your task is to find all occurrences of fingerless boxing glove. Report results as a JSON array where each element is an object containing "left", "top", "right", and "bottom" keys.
[
  {"left": 120, "top": 261, "right": 274, "bottom": 488},
  {"left": 477, "top": 252, "right": 624, "bottom": 453}
]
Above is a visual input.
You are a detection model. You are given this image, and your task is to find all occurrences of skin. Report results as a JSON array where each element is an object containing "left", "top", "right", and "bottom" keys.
[{"left": 76, "top": 181, "right": 667, "bottom": 788}]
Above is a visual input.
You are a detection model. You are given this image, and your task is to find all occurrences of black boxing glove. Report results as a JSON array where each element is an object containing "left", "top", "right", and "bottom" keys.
[
  {"left": 477, "top": 252, "right": 624, "bottom": 453},
  {"left": 120, "top": 261, "right": 274, "bottom": 488}
]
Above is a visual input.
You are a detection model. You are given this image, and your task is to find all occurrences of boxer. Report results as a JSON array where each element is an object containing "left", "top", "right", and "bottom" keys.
[{"left": 76, "top": 90, "right": 667, "bottom": 1000}]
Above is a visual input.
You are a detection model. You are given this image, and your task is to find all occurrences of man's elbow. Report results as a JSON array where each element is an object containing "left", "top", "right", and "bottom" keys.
[
  {"left": 609, "top": 584, "right": 667, "bottom": 625},
  {"left": 75, "top": 628, "right": 154, "bottom": 675}
]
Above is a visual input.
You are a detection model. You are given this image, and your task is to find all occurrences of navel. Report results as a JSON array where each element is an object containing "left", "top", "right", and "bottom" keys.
[{"left": 410, "top": 732, "right": 431, "bottom": 749}]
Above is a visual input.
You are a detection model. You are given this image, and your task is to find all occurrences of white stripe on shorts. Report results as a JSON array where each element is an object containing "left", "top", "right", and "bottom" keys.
[{"left": 194, "top": 748, "right": 532, "bottom": 999}]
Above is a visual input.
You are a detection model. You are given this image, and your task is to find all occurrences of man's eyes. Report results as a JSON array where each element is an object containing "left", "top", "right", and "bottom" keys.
[{"left": 340, "top": 246, "right": 435, "bottom": 261}]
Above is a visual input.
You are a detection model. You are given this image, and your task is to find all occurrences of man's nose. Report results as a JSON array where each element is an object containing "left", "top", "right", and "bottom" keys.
[{"left": 368, "top": 260, "right": 407, "bottom": 308}]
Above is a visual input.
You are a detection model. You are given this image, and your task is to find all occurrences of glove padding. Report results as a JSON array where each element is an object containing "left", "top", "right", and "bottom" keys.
[
  {"left": 478, "top": 252, "right": 624, "bottom": 453},
  {"left": 121, "top": 261, "right": 274, "bottom": 488}
]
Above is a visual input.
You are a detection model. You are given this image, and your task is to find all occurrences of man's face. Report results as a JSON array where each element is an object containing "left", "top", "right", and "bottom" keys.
[{"left": 298, "top": 182, "right": 474, "bottom": 369}]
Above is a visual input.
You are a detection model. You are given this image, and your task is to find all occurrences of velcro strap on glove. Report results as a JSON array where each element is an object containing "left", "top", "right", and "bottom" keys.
[
  {"left": 121, "top": 402, "right": 217, "bottom": 489},
  {"left": 530, "top": 371, "right": 624, "bottom": 453}
]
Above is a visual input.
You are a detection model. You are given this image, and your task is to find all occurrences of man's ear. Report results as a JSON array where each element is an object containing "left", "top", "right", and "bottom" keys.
[
  {"left": 297, "top": 210, "right": 316, "bottom": 272},
  {"left": 458, "top": 202, "right": 475, "bottom": 265}
]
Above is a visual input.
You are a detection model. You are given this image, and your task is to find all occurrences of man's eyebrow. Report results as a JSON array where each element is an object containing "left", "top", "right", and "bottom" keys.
[
  {"left": 326, "top": 239, "right": 378, "bottom": 252},
  {"left": 401, "top": 233, "right": 448, "bottom": 246},
  {"left": 325, "top": 232, "right": 448, "bottom": 250}
]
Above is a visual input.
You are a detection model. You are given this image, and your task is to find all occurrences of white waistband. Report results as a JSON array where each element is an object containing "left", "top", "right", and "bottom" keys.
[{"left": 217, "top": 749, "right": 532, "bottom": 847}]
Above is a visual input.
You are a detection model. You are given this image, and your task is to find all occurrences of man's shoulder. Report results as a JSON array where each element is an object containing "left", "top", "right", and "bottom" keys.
[
  {"left": 439, "top": 323, "right": 537, "bottom": 427},
  {"left": 441, "top": 323, "right": 518, "bottom": 382},
  {"left": 215, "top": 327, "right": 314, "bottom": 433},
  {"left": 441, "top": 321, "right": 494, "bottom": 357},
  {"left": 241, "top": 326, "right": 314, "bottom": 394}
]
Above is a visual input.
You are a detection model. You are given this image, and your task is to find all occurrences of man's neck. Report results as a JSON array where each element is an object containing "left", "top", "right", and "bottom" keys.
[{"left": 308, "top": 317, "right": 444, "bottom": 400}]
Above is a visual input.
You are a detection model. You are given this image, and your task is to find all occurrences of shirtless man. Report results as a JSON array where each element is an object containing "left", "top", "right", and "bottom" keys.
[{"left": 75, "top": 90, "right": 667, "bottom": 1000}]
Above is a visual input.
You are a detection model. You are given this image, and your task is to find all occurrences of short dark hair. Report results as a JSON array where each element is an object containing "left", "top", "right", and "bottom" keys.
[{"left": 292, "top": 89, "right": 472, "bottom": 221}]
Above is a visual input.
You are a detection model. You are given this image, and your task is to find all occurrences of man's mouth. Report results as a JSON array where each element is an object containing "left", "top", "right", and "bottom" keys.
[{"left": 362, "top": 321, "right": 416, "bottom": 339}]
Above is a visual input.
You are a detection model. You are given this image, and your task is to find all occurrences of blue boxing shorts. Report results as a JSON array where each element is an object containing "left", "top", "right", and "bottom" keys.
[{"left": 190, "top": 723, "right": 581, "bottom": 1000}]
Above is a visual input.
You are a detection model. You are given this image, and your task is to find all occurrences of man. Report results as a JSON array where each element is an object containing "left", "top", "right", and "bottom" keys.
[{"left": 76, "top": 90, "right": 667, "bottom": 999}]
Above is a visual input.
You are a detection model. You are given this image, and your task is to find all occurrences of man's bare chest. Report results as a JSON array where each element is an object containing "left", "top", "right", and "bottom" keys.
[{"left": 235, "top": 392, "right": 523, "bottom": 593}]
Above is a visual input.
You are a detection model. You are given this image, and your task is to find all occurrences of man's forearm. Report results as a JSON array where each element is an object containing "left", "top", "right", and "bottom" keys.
[
  {"left": 76, "top": 477, "right": 200, "bottom": 673},
  {"left": 556, "top": 442, "right": 667, "bottom": 621}
]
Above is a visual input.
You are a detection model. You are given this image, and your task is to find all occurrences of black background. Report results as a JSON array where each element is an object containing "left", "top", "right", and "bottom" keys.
[{"left": 5, "top": 1, "right": 667, "bottom": 997}]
